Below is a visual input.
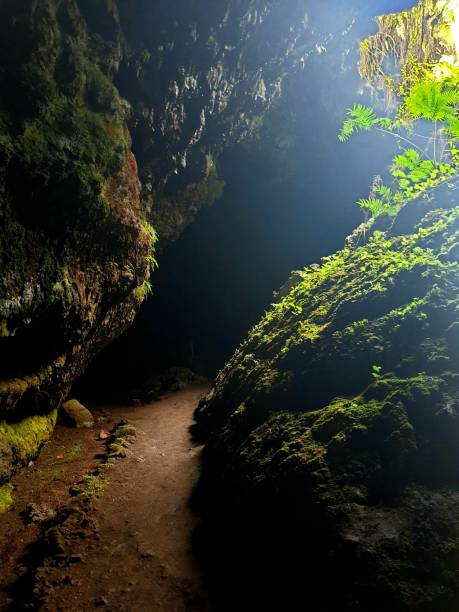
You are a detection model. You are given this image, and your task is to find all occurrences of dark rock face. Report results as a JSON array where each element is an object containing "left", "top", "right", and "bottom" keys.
[
  {"left": 115, "top": 0, "right": 313, "bottom": 245},
  {"left": 0, "top": 0, "right": 152, "bottom": 429},
  {"left": 194, "top": 174, "right": 459, "bottom": 610}
]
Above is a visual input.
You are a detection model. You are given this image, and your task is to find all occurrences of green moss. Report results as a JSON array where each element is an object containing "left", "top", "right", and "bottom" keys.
[
  {"left": 69, "top": 473, "right": 106, "bottom": 498},
  {"left": 64, "top": 442, "right": 84, "bottom": 461},
  {"left": 69, "top": 420, "right": 135, "bottom": 498},
  {"left": 0, "top": 410, "right": 57, "bottom": 479},
  {"left": 0, "top": 483, "right": 14, "bottom": 513}
]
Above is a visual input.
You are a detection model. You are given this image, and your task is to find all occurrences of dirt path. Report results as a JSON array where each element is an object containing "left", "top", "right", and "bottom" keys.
[
  {"left": 56, "top": 386, "right": 210, "bottom": 612},
  {"left": 1, "top": 386, "right": 210, "bottom": 612}
]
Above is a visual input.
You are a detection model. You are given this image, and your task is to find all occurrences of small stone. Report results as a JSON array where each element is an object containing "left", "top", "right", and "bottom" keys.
[
  {"left": 94, "top": 596, "right": 108, "bottom": 607},
  {"left": 98, "top": 430, "right": 110, "bottom": 440},
  {"left": 137, "top": 544, "right": 154, "bottom": 559},
  {"left": 68, "top": 553, "right": 84, "bottom": 563},
  {"left": 22, "top": 502, "right": 56, "bottom": 525},
  {"left": 60, "top": 399, "right": 94, "bottom": 429}
]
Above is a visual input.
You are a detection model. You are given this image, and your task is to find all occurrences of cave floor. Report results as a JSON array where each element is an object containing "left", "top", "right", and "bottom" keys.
[{"left": 0, "top": 386, "right": 210, "bottom": 612}]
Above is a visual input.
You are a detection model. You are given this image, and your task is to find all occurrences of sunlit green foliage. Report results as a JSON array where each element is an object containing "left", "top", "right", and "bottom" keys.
[
  {"left": 338, "top": 104, "right": 391, "bottom": 142},
  {"left": 391, "top": 148, "right": 455, "bottom": 198},
  {"left": 340, "top": 67, "right": 459, "bottom": 220},
  {"left": 358, "top": 184, "right": 398, "bottom": 218},
  {"left": 404, "top": 79, "right": 459, "bottom": 121}
]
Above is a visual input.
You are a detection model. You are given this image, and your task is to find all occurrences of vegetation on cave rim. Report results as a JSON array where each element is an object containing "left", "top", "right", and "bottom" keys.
[
  {"left": 358, "top": 0, "right": 458, "bottom": 87},
  {"left": 339, "top": 60, "right": 459, "bottom": 221}
]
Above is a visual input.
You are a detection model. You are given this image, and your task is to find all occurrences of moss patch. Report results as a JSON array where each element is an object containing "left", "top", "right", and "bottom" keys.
[
  {"left": 0, "top": 410, "right": 57, "bottom": 484},
  {"left": 0, "top": 483, "right": 14, "bottom": 513},
  {"left": 69, "top": 419, "right": 136, "bottom": 498}
]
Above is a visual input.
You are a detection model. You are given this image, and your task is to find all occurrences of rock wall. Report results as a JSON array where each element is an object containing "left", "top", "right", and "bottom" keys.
[
  {"left": 116, "top": 0, "right": 316, "bottom": 245},
  {"left": 0, "top": 0, "right": 153, "bottom": 489}
]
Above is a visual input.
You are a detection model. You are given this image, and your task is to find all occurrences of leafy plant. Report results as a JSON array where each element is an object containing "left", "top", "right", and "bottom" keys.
[
  {"left": 145, "top": 254, "right": 158, "bottom": 272},
  {"left": 339, "top": 104, "right": 391, "bottom": 142},
  {"left": 339, "top": 67, "right": 459, "bottom": 223},
  {"left": 392, "top": 149, "right": 435, "bottom": 184},
  {"left": 404, "top": 80, "right": 459, "bottom": 122},
  {"left": 358, "top": 183, "right": 398, "bottom": 219},
  {"left": 390, "top": 148, "right": 455, "bottom": 197}
]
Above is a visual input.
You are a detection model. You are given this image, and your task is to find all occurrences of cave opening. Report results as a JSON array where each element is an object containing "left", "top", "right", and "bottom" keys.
[{"left": 5, "top": 1, "right": 459, "bottom": 610}]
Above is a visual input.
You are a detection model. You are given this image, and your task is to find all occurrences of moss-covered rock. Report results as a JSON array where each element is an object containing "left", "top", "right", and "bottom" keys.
[
  {"left": 0, "top": 410, "right": 57, "bottom": 488},
  {"left": 0, "top": 0, "right": 153, "bottom": 452},
  {"left": 60, "top": 399, "right": 94, "bottom": 429},
  {"left": 0, "top": 483, "right": 14, "bottom": 513},
  {"left": 359, "top": 0, "right": 458, "bottom": 88},
  {"left": 194, "top": 2, "right": 459, "bottom": 604},
  {"left": 195, "top": 200, "right": 459, "bottom": 612}
]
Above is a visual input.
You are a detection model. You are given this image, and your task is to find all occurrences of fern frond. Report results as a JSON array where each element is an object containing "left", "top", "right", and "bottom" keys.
[
  {"left": 392, "top": 149, "right": 421, "bottom": 171},
  {"left": 358, "top": 196, "right": 397, "bottom": 218},
  {"left": 339, "top": 104, "right": 390, "bottom": 142},
  {"left": 447, "top": 117, "right": 459, "bottom": 139},
  {"left": 406, "top": 80, "right": 459, "bottom": 121},
  {"left": 375, "top": 117, "right": 392, "bottom": 129},
  {"left": 373, "top": 184, "right": 392, "bottom": 202},
  {"left": 339, "top": 119, "right": 356, "bottom": 142}
]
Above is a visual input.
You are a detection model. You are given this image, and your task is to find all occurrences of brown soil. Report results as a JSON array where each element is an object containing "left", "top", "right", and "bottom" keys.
[{"left": 0, "top": 386, "right": 210, "bottom": 612}]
